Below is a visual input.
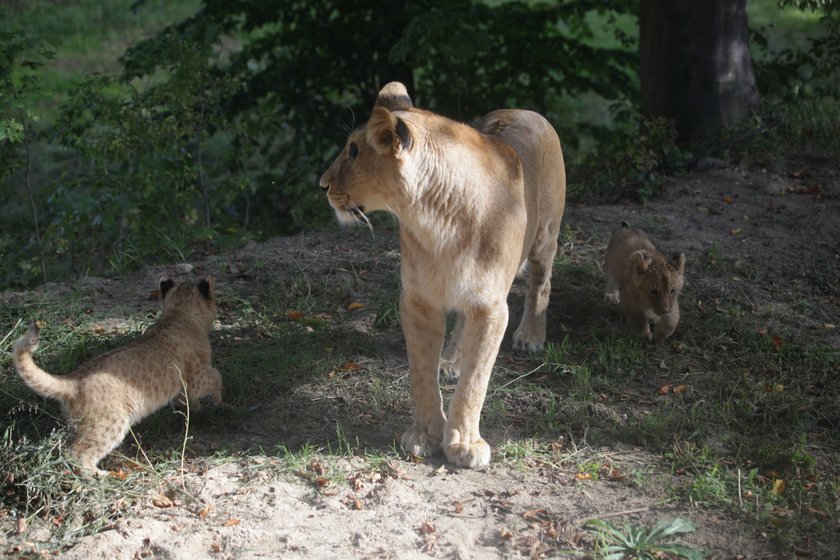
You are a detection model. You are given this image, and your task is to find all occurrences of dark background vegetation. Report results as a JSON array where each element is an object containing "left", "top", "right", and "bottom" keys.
[{"left": 0, "top": 0, "right": 837, "bottom": 290}]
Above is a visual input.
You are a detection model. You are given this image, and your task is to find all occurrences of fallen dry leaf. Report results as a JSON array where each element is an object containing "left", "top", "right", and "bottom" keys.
[
  {"left": 338, "top": 361, "right": 363, "bottom": 371},
  {"left": 347, "top": 302, "right": 365, "bottom": 311},
  {"left": 730, "top": 228, "right": 742, "bottom": 236},
  {"left": 211, "top": 542, "right": 222, "bottom": 553},
  {"left": 723, "top": 195, "right": 734, "bottom": 204},
  {"left": 314, "top": 476, "right": 330, "bottom": 488},
  {"left": 109, "top": 469, "right": 127, "bottom": 481},
  {"left": 198, "top": 505, "right": 212, "bottom": 518},
  {"left": 575, "top": 473, "right": 592, "bottom": 481},
  {"left": 772, "top": 479, "right": 785, "bottom": 496},
  {"left": 771, "top": 335, "right": 783, "bottom": 350},
  {"left": 152, "top": 494, "right": 174, "bottom": 508},
  {"left": 499, "top": 527, "right": 514, "bottom": 540},
  {"left": 223, "top": 518, "right": 240, "bottom": 527},
  {"left": 658, "top": 383, "right": 673, "bottom": 395},
  {"left": 285, "top": 310, "right": 304, "bottom": 321},
  {"left": 420, "top": 522, "right": 436, "bottom": 535},
  {"left": 673, "top": 384, "right": 687, "bottom": 394},
  {"left": 16, "top": 517, "right": 25, "bottom": 534},
  {"left": 353, "top": 498, "right": 363, "bottom": 510}
]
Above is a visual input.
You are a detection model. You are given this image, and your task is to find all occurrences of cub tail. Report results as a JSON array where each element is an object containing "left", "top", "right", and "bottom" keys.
[{"left": 12, "top": 322, "right": 75, "bottom": 401}]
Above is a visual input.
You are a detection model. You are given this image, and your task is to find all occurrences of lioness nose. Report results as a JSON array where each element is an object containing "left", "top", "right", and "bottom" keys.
[{"left": 319, "top": 181, "right": 329, "bottom": 192}]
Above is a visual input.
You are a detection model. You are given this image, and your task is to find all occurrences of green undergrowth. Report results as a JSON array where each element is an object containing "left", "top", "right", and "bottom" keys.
[{"left": 1, "top": 235, "right": 838, "bottom": 555}]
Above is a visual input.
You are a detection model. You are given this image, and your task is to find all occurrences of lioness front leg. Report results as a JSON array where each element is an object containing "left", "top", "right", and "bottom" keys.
[
  {"left": 399, "top": 293, "right": 447, "bottom": 458},
  {"left": 444, "top": 303, "right": 509, "bottom": 468}
]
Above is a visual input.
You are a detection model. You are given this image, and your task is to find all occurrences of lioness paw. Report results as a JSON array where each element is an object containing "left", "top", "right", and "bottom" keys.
[
  {"left": 439, "top": 357, "right": 461, "bottom": 381},
  {"left": 401, "top": 426, "right": 442, "bottom": 458},
  {"left": 512, "top": 328, "right": 545, "bottom": 353},
  {"left": 444, "top": 440, "right": 491, "bottom": 469}
]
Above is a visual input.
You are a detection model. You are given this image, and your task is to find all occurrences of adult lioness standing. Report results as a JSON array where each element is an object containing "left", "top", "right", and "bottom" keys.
[{"left": 319, "top": 82, "right": 566, "bottom": 467}]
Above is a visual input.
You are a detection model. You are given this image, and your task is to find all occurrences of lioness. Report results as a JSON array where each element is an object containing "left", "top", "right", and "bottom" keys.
[
  {"left": 319, "top": 82, "right": 566, "bottom": 467},
  {"left": 604, "top": 221, "right": 685, "bottom": 342},
  {"left": 12, "top": 278, "right": 222, "bottom": 474}
]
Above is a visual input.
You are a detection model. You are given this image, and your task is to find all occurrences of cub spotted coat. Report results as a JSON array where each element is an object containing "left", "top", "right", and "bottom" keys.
[
  {"left": 319, "top": 82, "right": 566, "bottom": 468},
  {"left": 604, "top": 222, "right": 685, "bottom": 342},
  {"left": 12, "top": 278, "right": 221, "bottom": 474}
]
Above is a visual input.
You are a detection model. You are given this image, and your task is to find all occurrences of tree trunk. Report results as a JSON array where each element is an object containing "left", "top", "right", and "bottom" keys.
[{"left": 640, "top": 0, "right": 760, "bottom": 144}]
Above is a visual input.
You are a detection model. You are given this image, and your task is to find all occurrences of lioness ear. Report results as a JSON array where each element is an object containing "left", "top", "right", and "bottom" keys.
[
  {"left": 197, "top": 277, "right": 214, "bottom": 300},
  {"left": 367, "top": 106, "right": 412, "bottom": 155},
  {"left": 671, "top": 253, "right": 686, "bottom": 274},
  {"left": 375, "top": 81, "right": 414, "bottom": 111},
  {"left": 632, "top": 250, "right": 651, "bottom": 274},
  {"left": 159, "top": 277, "right": 175, "bottom": 300}
]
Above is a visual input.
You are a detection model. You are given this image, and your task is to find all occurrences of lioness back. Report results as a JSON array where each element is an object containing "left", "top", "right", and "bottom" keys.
[{"left": 477, "top": 110, "right": 566, "bottom": 265}]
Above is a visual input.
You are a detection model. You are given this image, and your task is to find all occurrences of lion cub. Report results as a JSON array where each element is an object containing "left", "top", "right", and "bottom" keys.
[
  {"left": 604, "top": 222, "right": 685, "bottom": 342},
  {"left": 12, "top": 278, "right": 222, "bottom": 474}
]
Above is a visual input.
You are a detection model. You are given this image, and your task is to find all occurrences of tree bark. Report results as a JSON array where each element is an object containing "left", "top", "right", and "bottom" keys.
[{"left": 640, "top": 0, "right": 760, "bottom": 144}]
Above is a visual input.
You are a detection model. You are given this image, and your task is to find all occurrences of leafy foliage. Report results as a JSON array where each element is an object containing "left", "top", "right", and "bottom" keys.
[
  {"left": 585, "top": 517, "right": 705, "bottom": 560},
  {"left": 0, "top": 0, "right": 837, "bottom": 288},
  {"left": 0, "top": 21, "right": 54, "bottom": 286}
]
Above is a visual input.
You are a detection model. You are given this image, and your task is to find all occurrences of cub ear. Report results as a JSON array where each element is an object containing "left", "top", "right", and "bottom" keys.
[
  {"left": 159, "top": 277, "right": 175, "bottom": 300},
  {"left": 671, "top": 253, "right": 686, "bottom": 274},
  {"left": 374, "top": 81, "right": 414, "bottom": 111},
  {"left": 197, "top": 277, "right": 215, "bottom": 300},
  {"left": 632, "top": 250, "right": 651, "bottom": 274},
  {"left": 366, "top": 106, "right": 412, "bottom": 155}
]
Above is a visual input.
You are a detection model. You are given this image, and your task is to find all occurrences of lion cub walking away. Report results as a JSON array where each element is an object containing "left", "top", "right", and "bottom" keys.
[
  {"left": 12, "top": 278, "right": 222, "bottom": 475},
  {"left": 605, "top": 222, "right": 685, "bottom": 342}
]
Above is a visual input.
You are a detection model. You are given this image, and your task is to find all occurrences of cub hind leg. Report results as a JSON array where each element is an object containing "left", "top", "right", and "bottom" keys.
[
  {"left": 68, "top": 413, "right": 131, "bottom": 476},
  {"left": 513, "top": 219, "right": 561, "bottom": 352},
  {"left": 187, "top": 366, "right": 223, "bottom": 410}
]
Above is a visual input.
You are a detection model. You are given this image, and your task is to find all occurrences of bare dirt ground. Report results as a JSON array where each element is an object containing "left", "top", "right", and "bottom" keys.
[{"left": 2, "top": 156, "right": 838, "bottom": 559}]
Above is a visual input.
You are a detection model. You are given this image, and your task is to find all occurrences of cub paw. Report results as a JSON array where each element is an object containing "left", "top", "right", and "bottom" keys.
[
  {"left": 512, "top": 328, "right": 545, "bottom": 353},
  {"left": 444, "top": 439, "right": 491, "bottom": 469},
  {"left": 401, "top": 425, "right": 442, "bottom": 458}
]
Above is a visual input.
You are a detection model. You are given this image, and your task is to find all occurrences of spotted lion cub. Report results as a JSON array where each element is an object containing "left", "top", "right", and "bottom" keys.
[
  {"left": 12, "top": 278, "right": 222, "bottom": 475},
  {"left": 604, "top": 222, "right": 685, "bottom": 342}
]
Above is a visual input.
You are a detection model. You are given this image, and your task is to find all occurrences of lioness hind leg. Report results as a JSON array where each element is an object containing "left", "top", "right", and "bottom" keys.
[
  {"left": 399, "top": 293, "right": 447, "bottom": 458},
  {"left": 443, "top": 303, "right": 508, "bottom": 468},
  {"left": 513, "top": 222, "right": 560, "bottom": 352},
  {"left": 439, "top": 312, "right": 464, "bottom": 380}
]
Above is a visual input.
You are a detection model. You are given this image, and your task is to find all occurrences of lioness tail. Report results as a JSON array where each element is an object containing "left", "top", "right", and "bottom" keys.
[{"left": 12, "top": 322, "right": 75, "bottom": 401}]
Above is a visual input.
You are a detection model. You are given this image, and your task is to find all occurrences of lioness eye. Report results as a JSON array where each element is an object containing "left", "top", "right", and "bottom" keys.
[
  {"left": 670, "top": 289, "right": 676, "bottom": 296},
  {"left": 651, "top": 288, "right": 658, "bottom": 296},
  {"left": 348, "top": 142, "right": 358, "bottom": 160}
]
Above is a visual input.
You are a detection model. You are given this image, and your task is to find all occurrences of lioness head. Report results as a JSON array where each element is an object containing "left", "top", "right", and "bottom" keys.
[
  {"left": 319, "top": 82, "right": 416, "bottom": 226},
  {"left": 632, "top": 251, "right": 686, "bottom": 316}
]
